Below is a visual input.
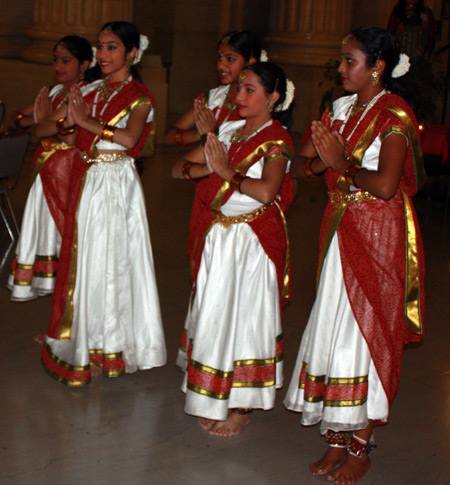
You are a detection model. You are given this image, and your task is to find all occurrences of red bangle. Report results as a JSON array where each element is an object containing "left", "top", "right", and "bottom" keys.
[
  {"left": 230, "top": 172, "right": 248, "bottom": 193},
  {"left": 174, "top": 129, "right": 193, "bottom": 147},
  {"left": 344, "top": 164, "right": 364, "bottom": 187},
  {"left": 303, "top": 157, "right": 318, "bottom": 177},
  {"left": 181, "top": 161, "right": 195, "bottom": 181}
]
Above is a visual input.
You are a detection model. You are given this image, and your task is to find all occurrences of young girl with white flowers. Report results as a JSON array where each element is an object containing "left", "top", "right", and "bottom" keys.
[
  {"left": 164, "top": 30, "right": 266, "bottom": 147},
  {"left": 284, "top": 27, "right": 425, "bottom": 484},
  {"left": 8, "top": 35, "right": 97, "bottom": 303},
  {"left": 172, "top": 62, "right": 295, "bottom": 437},
  {"left": 37, "top": 21, "right": 166, "bottom": 386}
]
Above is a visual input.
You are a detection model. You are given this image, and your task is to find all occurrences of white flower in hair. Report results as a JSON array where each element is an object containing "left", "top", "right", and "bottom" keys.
[
  {"left": 89, "top": 46, "right": 97, "bottom": 69},
  {"left": 260, "top": 50, "right": 269, "bottom": 62},
  {"left": 133, "top": 34, "right": 149, "bottom": 65},
  {"left": 275, "top": 79, "right": 295, "bottom": 112},
  {"left": 392, "top": 53, "right": 410, "bottom": 78}
]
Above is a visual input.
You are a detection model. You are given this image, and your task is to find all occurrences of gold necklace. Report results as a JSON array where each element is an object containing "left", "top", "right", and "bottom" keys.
[
  {"left": 98, "top": 76, "right": 130, "bottom": 101},
  {"left": 230, "top": 127, "right": 254, "bottom": 144},
  {"left": 350, "top": 90, "right": 384, "bottom": 118}
]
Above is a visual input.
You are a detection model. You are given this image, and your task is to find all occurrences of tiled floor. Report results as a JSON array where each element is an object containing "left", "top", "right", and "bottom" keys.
[{"left": 1, "top": 143, "right": 449, "bottom": 484}]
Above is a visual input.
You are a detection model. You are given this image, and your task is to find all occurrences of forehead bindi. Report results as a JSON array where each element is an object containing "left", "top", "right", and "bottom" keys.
[
  {"left": 239, "top": 71, "right": 262, "bottom": 88},
  {"left": 97, "top": 31, "right": 122, "bottom": 46},
  {"left": 218, "top": 44, "right": 239, "bottom": 56}
]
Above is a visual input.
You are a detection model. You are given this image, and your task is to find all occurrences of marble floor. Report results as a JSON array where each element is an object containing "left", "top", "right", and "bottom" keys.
[{"left": 0, "top": 142, "right": 449, "bottom": 484}]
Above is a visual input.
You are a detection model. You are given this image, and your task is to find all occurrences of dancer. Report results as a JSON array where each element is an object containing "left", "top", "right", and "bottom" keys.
[
  {"left": 8, "top": 35, "right": 97, "bottom": 301},
  {"left": 39, "top": 21, "right": 166, "bottom": 385},
  {"left": 164, "top": 30, "right": 264, "bottom": 146},
  {"left": 284, "top": 27, "right": 425, "bottom": 484},
  {"left": 173, "top": 62, "right": 295, "bottom": 436}
]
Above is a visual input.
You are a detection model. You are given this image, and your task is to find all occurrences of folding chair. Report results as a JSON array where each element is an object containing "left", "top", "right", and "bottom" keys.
[{"left": 0, "top": 132, "right": 30, "bottom": 242}]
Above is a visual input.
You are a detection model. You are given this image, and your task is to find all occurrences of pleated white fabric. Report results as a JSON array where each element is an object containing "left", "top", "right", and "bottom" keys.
[
  {"left": 7, "top": 174, "right": 60, "bottom": 301},
  {"left": 45, "top": 156, "right": 166, "bottom": 373},
  {"left": 283, "top": 235, "right": 388, "bottom": 431},
  {"left": 180, "top": 151, "right": 285, "bottom": 421}
]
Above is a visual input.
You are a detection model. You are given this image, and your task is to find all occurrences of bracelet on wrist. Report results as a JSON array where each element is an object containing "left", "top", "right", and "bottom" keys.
[
  {"left": 181, "top": 161, "right": 195, "bottom": 181},
  {"left": 56, "top": 117, "right": 76, "bottom": 136},
  {"left": 230, "top": 172, "right": 248, "bottom": 193},
  {"left": 14, "top": 113, "right": 26, "bottom": 130},
  {"left": 174, "top": 129, "right": 193, "bottom": 147},
  {"left": 303, "top": 157, "right": 318, "bottom": 177},
  {"left": 344, "top": 164, "right": 364, "bottom": 187},
  {"left": 101, "top": 124, "right": 116, "bottom": 143}
]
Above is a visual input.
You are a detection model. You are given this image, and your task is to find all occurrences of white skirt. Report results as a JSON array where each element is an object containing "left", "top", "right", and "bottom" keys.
[
  {"left": 7, "top": 174, "right": 60, "bottom": 301},
  {"left": 283, "top": 235, "right": 388, "bottom": 431},
  {"left": 180, "top": 220, "right": 283, "bottom": 421},
  {"left": 45, "top": 157, "right": 166, "bottom": 375}
]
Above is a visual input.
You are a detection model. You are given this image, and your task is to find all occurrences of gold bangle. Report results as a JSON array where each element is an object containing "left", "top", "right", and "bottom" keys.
[
  {"left": 174, "top": 129, "right": 183, "bottom": 146},
  {"left": 181, "top": 161, "right": 195, "bottom": 181},
  {"left": 14, "top": 113, "right": 25, "bottom": 130},
  {"left": 230, "top": 172, "right": 248, "bottom": 193},
  {"left": 101, "top": 124, "right": 116, "bottom": 143},
  {"left": 303, "top": 157, "right": 318, "bottom": 177},
  {"left": 56, "top": 117, "right": 76, "bottom": 135},
  {"left": 344, "top": 164, "right": 364, "bottom": 187}
]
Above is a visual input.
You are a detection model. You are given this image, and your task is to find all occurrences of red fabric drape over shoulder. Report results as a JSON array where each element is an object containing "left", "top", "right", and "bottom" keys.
[
  {"left": 318, "top": 94, "right": 425, "bottom": 406},
  {"left": 188, "top": 120, "right": 295, "bottom": 311},
  {"left": 46, "top": 79, "right": 156, "bottom": 339}
]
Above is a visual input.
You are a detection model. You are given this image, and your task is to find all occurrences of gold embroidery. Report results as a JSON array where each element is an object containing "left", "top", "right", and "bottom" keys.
[{"left": 328, "top": 190, "right": 377, "bottom": 210}]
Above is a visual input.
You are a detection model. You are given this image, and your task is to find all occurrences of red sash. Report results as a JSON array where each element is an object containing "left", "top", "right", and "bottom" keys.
[
  {"left": 188, "top": 120, "right": 295, "bottom": 312},
  {"left": 318, "top": 94, "right": 425, "bottom": 406},
  {"left": 46, "top": 80, "right": 156, "bottom": 339}
]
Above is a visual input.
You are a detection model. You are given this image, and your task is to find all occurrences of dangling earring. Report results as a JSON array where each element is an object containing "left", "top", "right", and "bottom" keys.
[
  {"left": 126, "top": 57, "right": 133, "bottom": 71},
  {"left": 267, "top": 100, "right": 274, "bottom": 113},
  {"left": 79, "top": 71, "right": 85, "bottom": 81},
  {"left": 371, "top": 71, "right": 380, "bottom": 86}
]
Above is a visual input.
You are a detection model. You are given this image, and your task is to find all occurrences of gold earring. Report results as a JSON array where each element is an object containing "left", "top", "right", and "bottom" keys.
[
  {"left": 126, "top": 57, "right": 133, "bottom": 71},
  {"left": 267, "top": 100, "right": 274, "bottom": 113},
  {"left": 79, "top": 71, "right": 85, "bottom": 81},
  {"left": 371, "top": 71, "right": 380, "bottom": 86}
]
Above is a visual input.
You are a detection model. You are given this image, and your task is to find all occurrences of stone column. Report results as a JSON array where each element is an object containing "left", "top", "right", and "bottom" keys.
[
  {"left": 0, "top": 0, "right": 34, "bottom": 58},
  {"left": 264, "top": 0, "right": 353, "bottom": 133},
  {"left": 22, "top": 0, "right": 133, "bottom": 64}
]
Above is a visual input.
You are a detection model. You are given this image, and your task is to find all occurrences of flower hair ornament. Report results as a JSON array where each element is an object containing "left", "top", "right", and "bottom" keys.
[
  {"left": 391, "top": 53, "right": 410, "bottom": 78},
  {"left": 133, "top": 34, "right": 149, "bottom": 65},
  {"left": 89, "top": 46, "right": 97, "bottom": 69},
  {"left": 260, "top": 49, "right": 269, "bottom": 62},
  {"left": 275, "top": 79, "right": 295, "bottom": 112}
]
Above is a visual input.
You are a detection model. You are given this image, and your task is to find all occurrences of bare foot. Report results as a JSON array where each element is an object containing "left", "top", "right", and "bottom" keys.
[
  {"left": 310, "top": 447, "right": 348, "bottom": 476},
  {"left": 326, "top": 453, "right": 370, "bottom": 484},
  {"left": 209, "top": 412, "right": 251, "bottom": 437},
  {"left": 91, "top": 366, "right": 103, "bottom": 377},
  {"left": 33, "top": 333, "right": 46, "bottom": 345},
  {"left": 198, "top": 417, "right": 217, "bottom": 430}
]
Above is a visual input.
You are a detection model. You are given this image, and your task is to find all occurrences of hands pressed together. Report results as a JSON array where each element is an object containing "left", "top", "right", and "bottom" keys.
[
  {"left": 204, "top": 132, "right": 229, "bottom": 178},
  {"left": 310, "top": 120, "right": 348, "bottom": 172},
  {"left": 194, "top": 99, "right": 217, "bottom": 136},
  {"left": 67, "top": 84, "right": 90, "bottom": 128},
  {"left": 33, "top": 87, "right": 52, "bottom": 125}
]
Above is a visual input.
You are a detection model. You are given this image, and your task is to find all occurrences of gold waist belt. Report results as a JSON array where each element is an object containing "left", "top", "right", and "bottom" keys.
[
  {"left": 79, "top": 151, "right": 126, "bottom": 164},
  {"left": 328, "top": 190, "right": 377, "bottom": 209},
  {"left": 213, "top": 204, "right": 270, "bottom": 227}
]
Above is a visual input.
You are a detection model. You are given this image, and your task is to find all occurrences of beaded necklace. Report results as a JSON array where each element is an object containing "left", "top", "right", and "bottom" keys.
[
  {"left": 339, "top": 90, "right": 386, "bottom": 140},
  {"left": 91, "top": 75, "right": 132, "bottom": 122},
  {"left": 230, "top": 120, "right": 271, "bottom": 145}
]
